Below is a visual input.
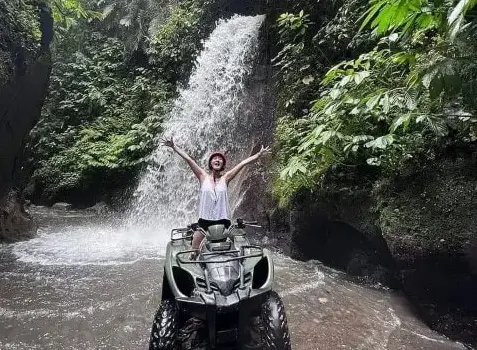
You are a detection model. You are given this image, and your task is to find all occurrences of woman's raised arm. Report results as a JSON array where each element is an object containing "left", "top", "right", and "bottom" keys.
[
  {"left": 162, "top": 137, "right": 207, "bottom": 181},
  {"left": 224, "top": 145, "right": 270, "bottom": 184}
]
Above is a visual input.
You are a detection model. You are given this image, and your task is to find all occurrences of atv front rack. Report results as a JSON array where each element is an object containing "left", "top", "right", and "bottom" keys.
[
  {"left": 170, "top": 227, "right": 194, "bottom": 242},
  {"left": 176, "top": 245, "right": 263, "bottom": 264}
]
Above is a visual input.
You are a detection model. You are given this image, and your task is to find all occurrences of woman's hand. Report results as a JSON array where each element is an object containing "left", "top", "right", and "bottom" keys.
[
  {"left": 161, "top": 137, "right": 175, "bottom": 149},
  {"left": 160, "top": 137, "right": 206, "bottom": 180},
  {"left": 257, "top": 145, "right": 271, "bottom": 158},
  {"left": 224, "top": 145, "right": 271, "bottom": 184}
]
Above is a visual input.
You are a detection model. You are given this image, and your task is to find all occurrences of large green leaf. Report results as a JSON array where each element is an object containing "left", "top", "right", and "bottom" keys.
[
  {"left": 364, "top": 134, "right": 394, "bottom": 149},
  {"left": 390, "top": 113, "right": 412, "bottom": 132}
]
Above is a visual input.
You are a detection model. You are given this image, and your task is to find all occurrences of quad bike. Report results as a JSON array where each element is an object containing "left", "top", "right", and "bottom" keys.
[{"left": 149, "top": 218, "right": 292, "bottom": 350}]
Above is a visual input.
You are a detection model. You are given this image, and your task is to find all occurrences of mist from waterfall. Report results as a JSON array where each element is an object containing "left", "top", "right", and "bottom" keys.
[
  {"left": 10, "top": 14, "right": 266, "bottom": 266},
  {"left": 128, "top": 14, "right": 265, "bottom": 230}
]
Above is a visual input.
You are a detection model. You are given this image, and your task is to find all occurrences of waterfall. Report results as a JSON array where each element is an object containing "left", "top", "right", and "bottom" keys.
[
  {"left": 129, "top": 14, "right": 266, "bottom": 229},
  {"left": 9, "top": 14, "right": 267, "bottom": 266}
]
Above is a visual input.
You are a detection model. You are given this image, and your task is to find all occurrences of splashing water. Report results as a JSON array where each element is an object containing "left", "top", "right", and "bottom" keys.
[
  {"left": 2, "top": 16, "right": 472, "bottom": 350},
  {"left": 10, "top": 15, "right": 266, "bottom": 265},
  {"left": 129, "top": 14, "right": 266, "bottom": 229},
  {"left": 11, "top": 207, "right": 167, "bottom": 265}
]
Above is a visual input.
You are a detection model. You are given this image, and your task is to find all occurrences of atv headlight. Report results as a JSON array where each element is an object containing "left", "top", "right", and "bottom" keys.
[
  {"left": 252, "top": 257, "right": 269, "bottom": 289},
  {"left": 172, "top": 266, "right": 195, "bottom": 297}
]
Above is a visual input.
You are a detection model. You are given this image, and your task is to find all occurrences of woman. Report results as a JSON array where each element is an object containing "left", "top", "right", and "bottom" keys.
[{"left": 162, "top": 137, "right": 269, "bottom": 253}]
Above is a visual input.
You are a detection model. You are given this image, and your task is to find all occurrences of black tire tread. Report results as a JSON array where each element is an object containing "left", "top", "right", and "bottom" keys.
[
  {"left": 261, "top": 291, "right": 292, "bottom": 350},
  {"left": 149, "top": 299, "right": 180, "bottom": 350}
]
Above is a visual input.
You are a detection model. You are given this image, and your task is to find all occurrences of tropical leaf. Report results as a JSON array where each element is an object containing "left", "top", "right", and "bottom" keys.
[
  {"left": 364, "top": 134, "right": 394, "bottom": 150},
  {"left": 390, "top": 113, "right": 412, "bottom": 132},
  {"left": 403, "top": 89, "right": 418, "bottom": 110},
  {"left": 359, "top": 0, "right": 387, "bottom": 32},
  {"left": 448, "top": 0, "right": 477, "bottom": 39},
  {"left": 302, "top": 75, "right": 315, "bottom": 85},
  {"left": 366, "top": 157, "right": 381, "bottom": 166},
  {"left": 416, "top": 115, "right": 448, "bottom": 136},
  {"left": 366, "top": 94, "right": 382, "bottom": 110}
]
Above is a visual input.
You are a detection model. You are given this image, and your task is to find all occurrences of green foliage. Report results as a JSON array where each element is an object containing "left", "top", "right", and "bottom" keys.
[
  {"left": 49, "top": 0, "right": 102, "bottom": 34},
  {"left": 360, "top": 0, "right": 477, "bottom": 40},
  {"left": 273, "top": 11, "right": 311, "bottom": 74},
  {"left": 0, "top": 0, "right": 40, "bottom": 86},
  {"left": 273, "top": 0, "right": 477, "bottom": 205},
  {"left": 99, "top": 0, "right": 173, "bottom": 56},
  {"left": 148, "top": 0, "right": 220, "bottom": 82},
  {"left": 0, "top": 0, "right": 102, "bottom": 88},
  {"left": 29, "top": 32, "right": 173, "bottom": 199},
  {"left": 28, "top": 0, "right": 223, "bottom": 201},
  {"left": 359, "top": 0, "right": 447, "bottom": 38}
]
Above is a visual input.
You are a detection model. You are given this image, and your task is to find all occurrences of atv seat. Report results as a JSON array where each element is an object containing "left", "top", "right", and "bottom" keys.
[{"left": 205, "top": 224, "right": 228, "bottom": 242}]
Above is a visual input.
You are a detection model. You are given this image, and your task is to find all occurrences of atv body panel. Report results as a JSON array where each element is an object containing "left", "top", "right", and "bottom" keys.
[{"left": 162, "top": 225, "right": 274, "bottom": 348}]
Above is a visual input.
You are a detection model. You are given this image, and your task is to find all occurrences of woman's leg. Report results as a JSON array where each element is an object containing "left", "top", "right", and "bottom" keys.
[
  {"left": 191, "top": 219, "right": 209, "bottom": 259},
  {"left": 192, "top": 231, "right": 205, "bottom": 251},
  {"left": 191, "top": 218, "right": 229, "bottom": 257}
]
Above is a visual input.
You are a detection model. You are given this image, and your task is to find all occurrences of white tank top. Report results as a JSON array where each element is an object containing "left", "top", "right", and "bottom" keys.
[{"left": 198, "top": 175, "right": 230, "bottom": 220}]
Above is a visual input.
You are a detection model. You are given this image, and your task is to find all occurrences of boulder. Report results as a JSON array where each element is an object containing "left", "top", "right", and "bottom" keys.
[
  {"left": 0, "top": 190, "right": 37, "bottom": 243},
  {"left": 85, "top": 202, "right": 111, "bottom": 214},
  {"left": 51, "top": 202, "right": 73, "bottom": 210},
  {"left": 271, "top": 150, "right": 477, "bottom": 346}
]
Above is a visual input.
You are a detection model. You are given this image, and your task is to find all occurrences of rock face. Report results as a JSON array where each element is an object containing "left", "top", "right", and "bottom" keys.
[
  {"left": 285, "top": 182, "right": 398, "bottom": 287},
  {"left": 376, "top": 152, "right": 477, "bottom": 346},
  {"left": 0, "top": 5, "right": 53, "bottom": 242},
  {"left": 273, "top": 150, "right": 477, "bottom": 346},
  {"left": 0, "top": 53, "right": 52, "bottom": 195},
  {"left": 0, "top": 190, "right": 37, "bottom": 243}
]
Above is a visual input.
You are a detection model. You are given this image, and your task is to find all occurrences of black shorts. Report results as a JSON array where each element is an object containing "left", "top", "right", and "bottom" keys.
[{"left": 198, "top": 218, "right": 231, "bottom": 231}]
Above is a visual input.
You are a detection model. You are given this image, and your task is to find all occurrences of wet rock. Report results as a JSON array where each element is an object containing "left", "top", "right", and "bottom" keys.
[
  {"left": 288, "top": 204, "right": 397, "bottom": 288},
  {"left": 0, "top": 190, "right": 37, "bottom": 243},
  {"left": 277, "top": 149, "right": 477, "bottom": 346},
  {"left": 0, "top": 3, "right": 52, "bottom": 242},
  {"left": 0, "top": 51, "right": 52, "bottom": 201},
  {"left": 85, "top": 202, "right": 110, "bottom": 214},
  {"left": 465, "top": 237, "right": 477, "bottom": 275},
  {"left": 51, "top": 202, "right": 73, "bottom": 210},
  {"left": 376, "top": 154, "right": 477, "bottom": 346}
]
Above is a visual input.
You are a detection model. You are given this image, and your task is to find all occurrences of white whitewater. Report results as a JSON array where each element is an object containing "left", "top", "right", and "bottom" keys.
[
  {"left": 129, "top": 14, "right": 265, "bottom": 229},
  {"left": 10, "top": 15, "right": 265, "bottom": 265}
]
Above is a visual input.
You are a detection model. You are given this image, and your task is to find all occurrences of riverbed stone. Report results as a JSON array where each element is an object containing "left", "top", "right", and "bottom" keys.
[
  {"left": 85, "top": 202, "right": 110, "bottom": 214},
  {"left": 51, "top": 202, "right": 74, "bottom": 210}
]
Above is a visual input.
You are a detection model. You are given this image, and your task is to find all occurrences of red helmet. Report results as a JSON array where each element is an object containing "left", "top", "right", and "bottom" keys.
[{"left": 208, "top": 152, "right": 226, "bottom": 171}]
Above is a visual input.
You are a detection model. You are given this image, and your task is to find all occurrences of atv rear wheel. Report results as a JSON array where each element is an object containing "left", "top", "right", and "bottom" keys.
[
  {"left": 149, "top": 299, "right": 180, "bottom": 350},
  {"left": 260, "top": 291, "right": 292, "bottom": 350}
]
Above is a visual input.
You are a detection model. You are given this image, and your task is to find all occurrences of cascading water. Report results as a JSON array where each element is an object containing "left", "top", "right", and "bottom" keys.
[
  {"left": 129, "top": 14, "right": 265, "bottom": 230},
  {"left": 9, "top": 15, "right": 266, "bottom": 265},
  {"left": 0, "top": 14, "right": 472, "bottom": 350}
]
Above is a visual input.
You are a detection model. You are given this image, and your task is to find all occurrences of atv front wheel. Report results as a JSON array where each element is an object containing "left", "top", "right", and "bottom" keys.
[
  {"left": 260, "top": 291, "right": 292, "bottom": 350},
  {"left": 149, "top": 300, "right": 180, "bottom": 350}
]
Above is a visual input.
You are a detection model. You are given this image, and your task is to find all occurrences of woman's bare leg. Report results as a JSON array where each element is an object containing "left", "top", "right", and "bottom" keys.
[{"left": 192, "top": 231, "right": 204, "bottom": 251}]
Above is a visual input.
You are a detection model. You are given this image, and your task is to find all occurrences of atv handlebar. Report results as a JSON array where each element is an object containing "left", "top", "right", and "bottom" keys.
[
  {"left": 235, "top": 218, "right": 261, "bottom": 228},
  {"left": 170, "top": 218, "right": 261, "bottom": 241}
]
